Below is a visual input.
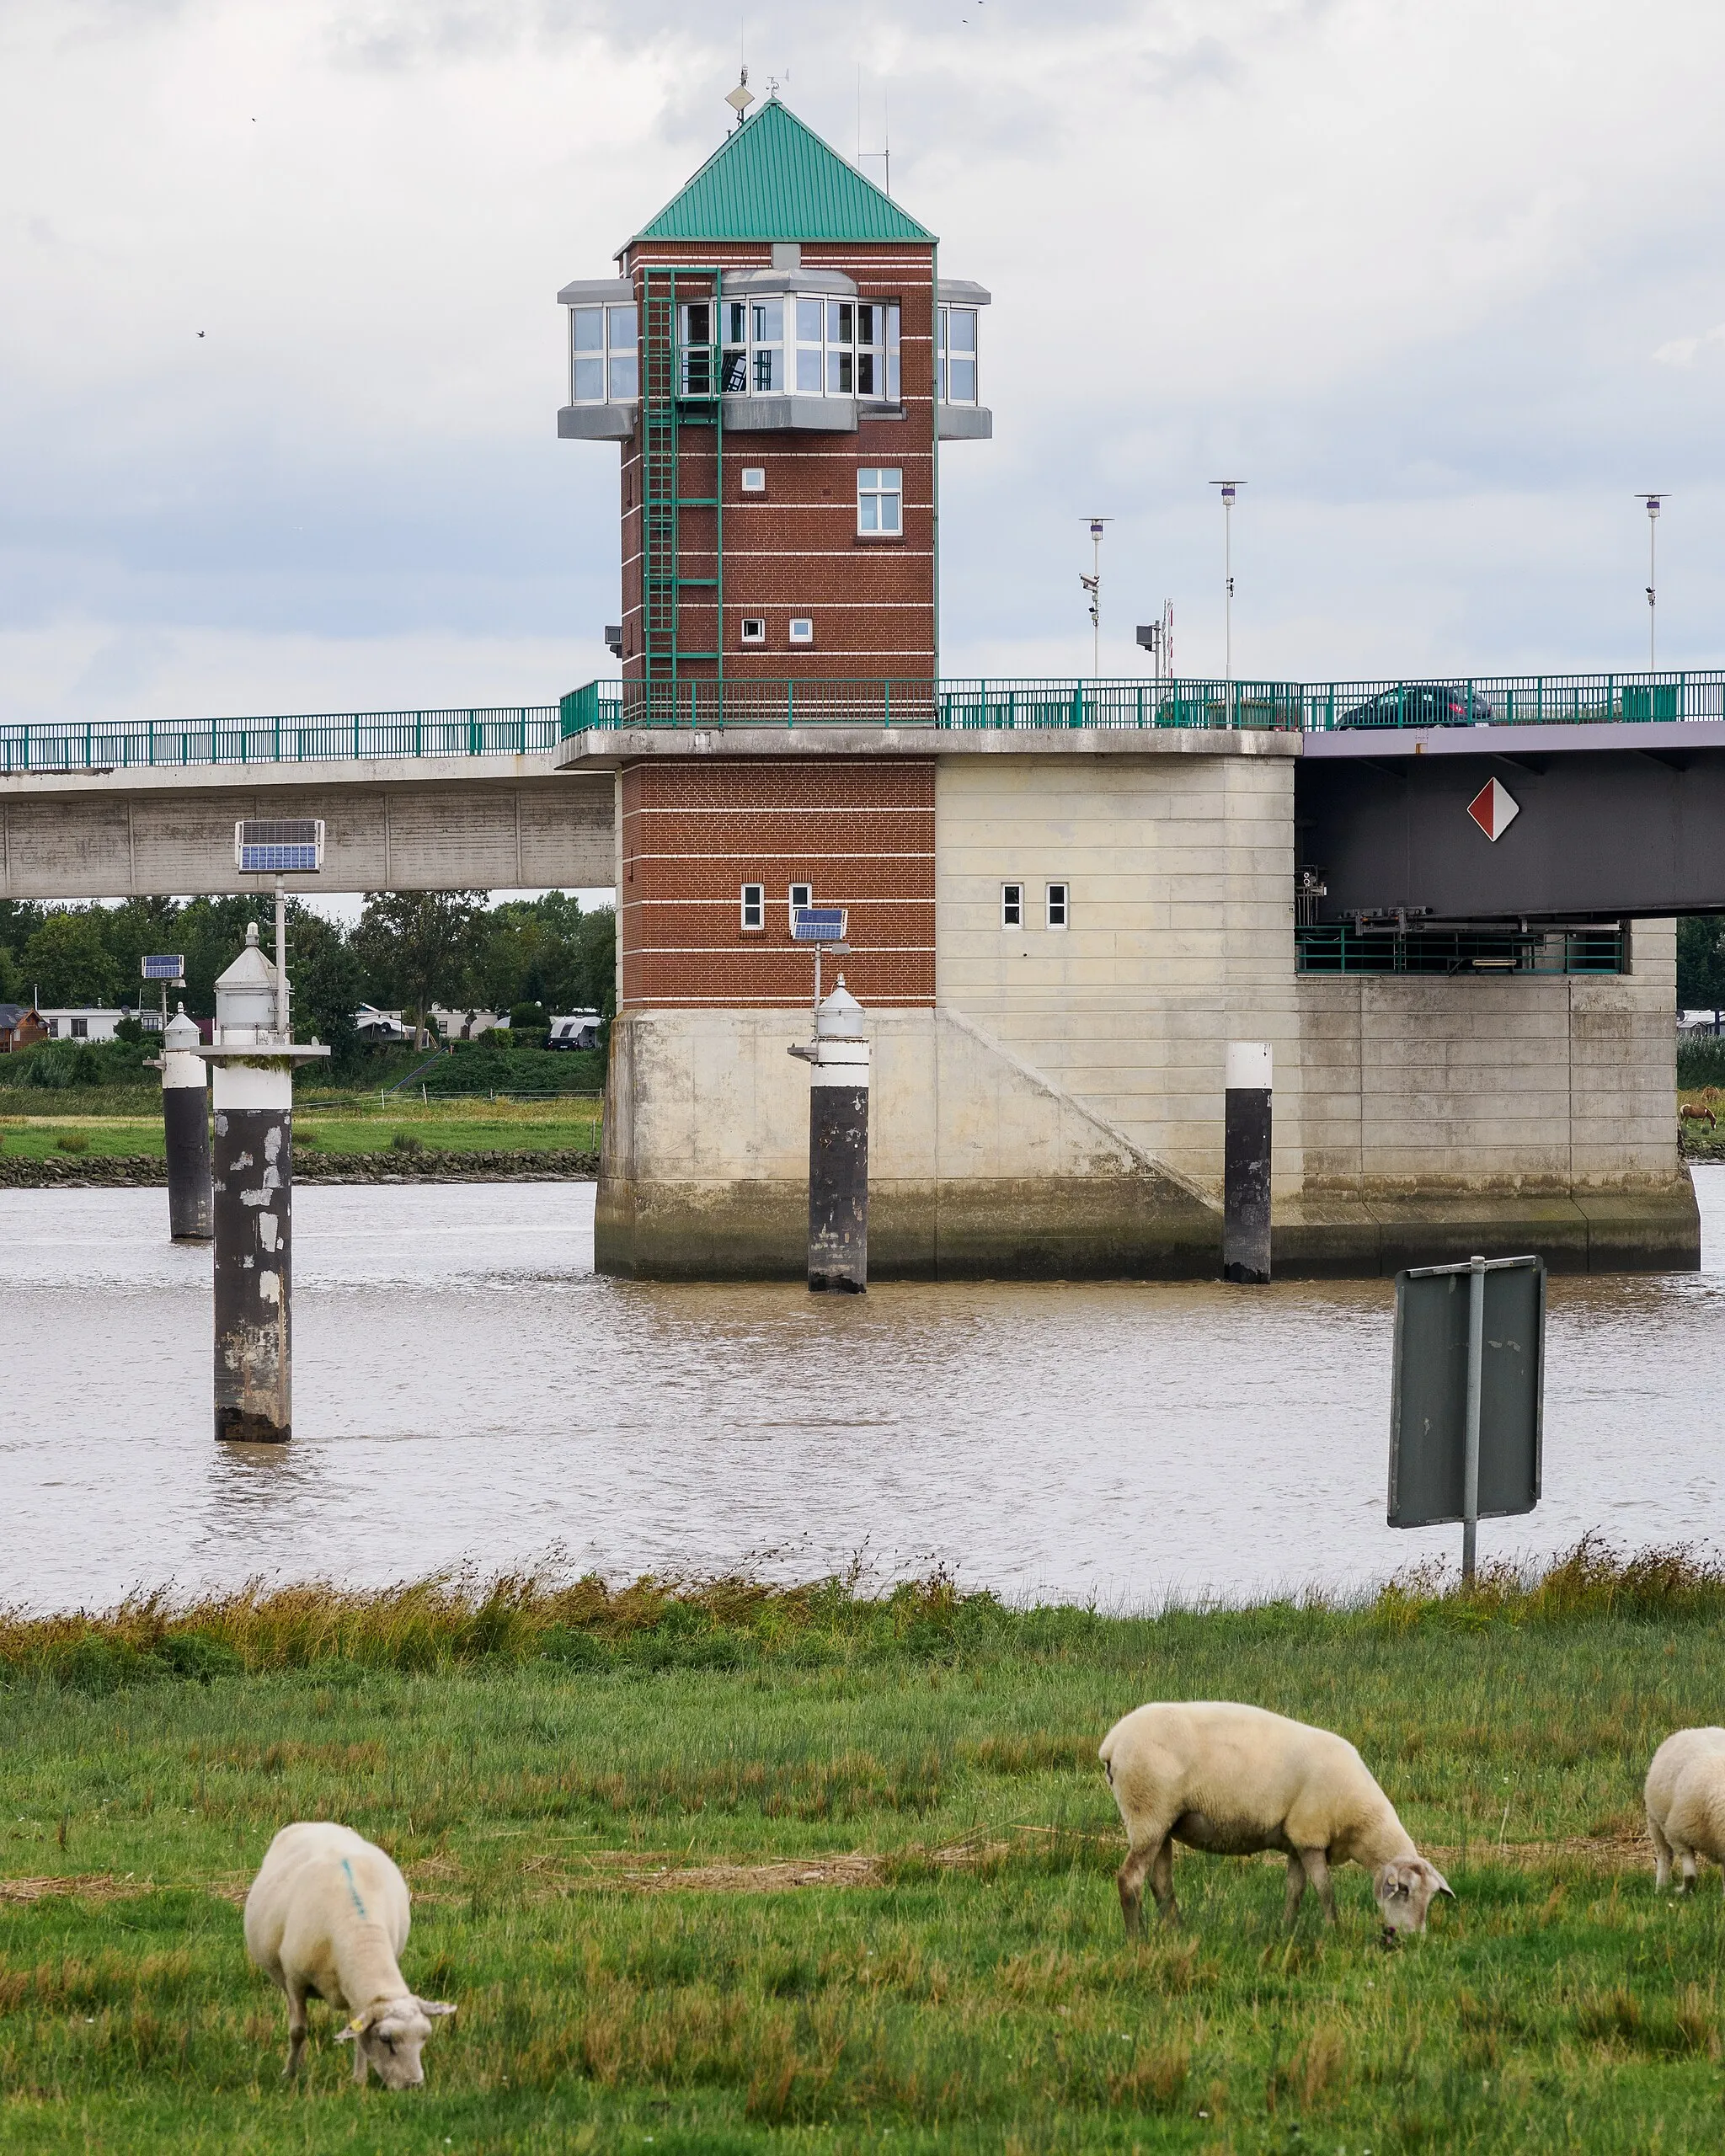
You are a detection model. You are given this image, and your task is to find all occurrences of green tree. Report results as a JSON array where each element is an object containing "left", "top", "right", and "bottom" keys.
[
  {"left": 174, "top": 898, "right": 270, "bottom": 1019},
  {"left": 285, "top": 905, "right": 366, "bottom": 1070},
  {"left": 23, "top": 910, "right": 119, "bottom": 1006},
  {"left": 1677, "top": 917, "right": 1725, "bottom": 1012},
  {"left": 353, "top": 891, "right": 483, "bottom": 1045}
]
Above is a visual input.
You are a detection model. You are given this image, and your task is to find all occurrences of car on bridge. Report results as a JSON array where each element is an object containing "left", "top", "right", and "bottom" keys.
[{"left": 1338, "top": 683, "right": 1496, "bottom": 728}]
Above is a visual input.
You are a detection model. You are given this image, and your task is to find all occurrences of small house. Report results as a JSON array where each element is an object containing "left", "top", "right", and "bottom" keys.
[{"left": 0, "top": 1004, "right": 47, "bottom": 1052}]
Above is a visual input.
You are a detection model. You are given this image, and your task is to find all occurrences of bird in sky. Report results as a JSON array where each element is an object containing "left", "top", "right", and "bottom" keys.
[{"left": 197, "top": 330, "right": 205, "bottom": 339}]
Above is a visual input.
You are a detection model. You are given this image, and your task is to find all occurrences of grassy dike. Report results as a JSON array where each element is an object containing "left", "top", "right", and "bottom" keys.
[{"left": 3, "top": 1547, "right": 1725, "bottom": 2153}]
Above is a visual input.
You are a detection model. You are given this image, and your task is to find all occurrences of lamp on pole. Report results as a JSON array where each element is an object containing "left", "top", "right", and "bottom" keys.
[
  {"left": 1210, "top": 480, "right": 1245, "bottom": 715},
  {"left": 1080, "top": 516, "right": 1112, "bottom": 680},
  {"left": 1638, "top": 494, "right": 1665, "bottom": 673}
]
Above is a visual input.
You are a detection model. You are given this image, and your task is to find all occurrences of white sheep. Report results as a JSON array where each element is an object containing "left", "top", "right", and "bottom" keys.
[
  {"left": 1098, "top": 1700, "right": 1453, "bottom": 1940},
  {"left": 243, "top": 1821, "right": 456, "bottom": 2087},
  {"left": 1645, "top": 1727, "right": 1725, "bottom": 1891}
]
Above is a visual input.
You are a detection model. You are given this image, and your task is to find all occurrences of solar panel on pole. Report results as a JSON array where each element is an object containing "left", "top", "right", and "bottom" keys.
[
  {"left": 141, "top": 954, "right": 186, "bottom": 981},
  {"left": 792, "top": 907, "right": 847, "bottom": 942},
  {"left": 234, "top": 819, "right": 325, "bottom": 875}
]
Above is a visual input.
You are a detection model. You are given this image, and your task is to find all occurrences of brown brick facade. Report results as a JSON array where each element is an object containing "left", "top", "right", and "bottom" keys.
[
  {"left": 617, "top": 238, "right": 937, "bottom": 683},
  {"left": 619, "top": 758, "right": 935, "bottom": 1007}
]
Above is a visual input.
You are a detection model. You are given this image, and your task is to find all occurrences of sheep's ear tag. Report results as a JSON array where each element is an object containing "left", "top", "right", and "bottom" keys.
[{"left": 336, "top": 2016, "right": 366, "bottom": 2041}]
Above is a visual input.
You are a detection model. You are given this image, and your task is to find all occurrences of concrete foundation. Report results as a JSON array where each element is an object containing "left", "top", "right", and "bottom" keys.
[{"left": 594, "top": 743, "right": 1698, "bottom": 1281}]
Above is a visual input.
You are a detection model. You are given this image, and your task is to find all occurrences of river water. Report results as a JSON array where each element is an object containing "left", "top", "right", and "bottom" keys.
[{"left": 3, "top": 1173, "right": 1723, "bottom": 1614}]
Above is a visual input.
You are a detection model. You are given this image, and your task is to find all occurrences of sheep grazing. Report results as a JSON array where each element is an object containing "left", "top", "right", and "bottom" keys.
[
  {"left": 1098, "top": 1700, "right": 1453, "bottom": 1940},
  {"left": 243, "top": 1822, "right": 456, "bottom": 2087},
  {"left": 1645, "top": 1727, "right": 1725, "bottom": 1892}
]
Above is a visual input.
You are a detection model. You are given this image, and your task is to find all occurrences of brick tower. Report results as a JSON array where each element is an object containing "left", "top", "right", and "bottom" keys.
[{"left": 557, "top": 89, "right": 991, "bottom": 1018}]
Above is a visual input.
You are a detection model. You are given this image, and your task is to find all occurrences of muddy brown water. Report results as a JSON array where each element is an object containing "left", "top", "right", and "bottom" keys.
[{"left": 3, "top": 1172, "right": 1722, "bottom": 1613}]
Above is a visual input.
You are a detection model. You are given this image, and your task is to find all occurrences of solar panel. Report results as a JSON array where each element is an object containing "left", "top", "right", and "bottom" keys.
[
  {"left": 792, "top": 907, "right": 847, "bottom": 942},
  {"left": 140, "top": 953, "right": 185, "bottom": 980},
  {"left": 235, "top": 819, "right": 324, "bottom": 875}
]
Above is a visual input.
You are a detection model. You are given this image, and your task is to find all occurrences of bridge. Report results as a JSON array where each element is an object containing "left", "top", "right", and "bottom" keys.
[{"left": 4, "top": 669, "right": 1725, "bottom": 916}]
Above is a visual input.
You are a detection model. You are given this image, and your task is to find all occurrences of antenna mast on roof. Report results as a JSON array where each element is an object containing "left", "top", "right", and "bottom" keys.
[{"left": 725, "top": 65, "right": 755, "bottom": 129}]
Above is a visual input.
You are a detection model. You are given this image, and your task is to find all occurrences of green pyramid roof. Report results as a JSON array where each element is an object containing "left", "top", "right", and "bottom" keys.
[{"left": 632, "top": 98, "right": 934, "bottom": 246}]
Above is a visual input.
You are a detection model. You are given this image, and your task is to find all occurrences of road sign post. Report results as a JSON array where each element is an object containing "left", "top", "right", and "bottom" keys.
[{"left": 1389, "top": 1252, "right": 1545, "bottom": 1582}]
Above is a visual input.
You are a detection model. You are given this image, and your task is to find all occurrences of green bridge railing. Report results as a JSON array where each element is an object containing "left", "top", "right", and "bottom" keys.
[
  {"left": 560, "top": 669, "right": 1725, "bottom": 736},
  {"left": 0, "top": 707, "right": 562, "bottom": 776},
  {"left": 3, "top": 670, "right": 1721, "bottom": 777}
]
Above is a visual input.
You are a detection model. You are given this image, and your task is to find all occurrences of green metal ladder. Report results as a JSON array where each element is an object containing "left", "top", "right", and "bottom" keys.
[{"left": 639, "top": 266, "right": 724, "bottom": 705}]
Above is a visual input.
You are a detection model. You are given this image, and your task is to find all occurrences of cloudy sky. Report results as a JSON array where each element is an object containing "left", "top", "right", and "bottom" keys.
[{"left": 3, "top": 0, "right": 1722, "bottom": 728}]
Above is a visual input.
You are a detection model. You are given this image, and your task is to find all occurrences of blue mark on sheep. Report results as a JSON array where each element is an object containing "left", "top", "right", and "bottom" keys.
[{"left": 340, "top": 1857, "right": 367, "bottom": 1920}]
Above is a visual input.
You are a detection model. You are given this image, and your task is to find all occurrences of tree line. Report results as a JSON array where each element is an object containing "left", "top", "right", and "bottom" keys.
[{"left": 0, "top": 892, "right": 614, "bottom": 1065}]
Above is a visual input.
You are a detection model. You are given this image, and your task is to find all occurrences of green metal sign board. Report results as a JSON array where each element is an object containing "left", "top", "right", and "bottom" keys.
[{"left": 1389, "top": 1253, "right": 1545, "bottom": 1577}]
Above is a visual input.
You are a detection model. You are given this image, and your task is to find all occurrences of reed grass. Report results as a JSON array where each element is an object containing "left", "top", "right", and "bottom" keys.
[{"left": 4, "top": 1541, "right": 1725, "bottom": 2151}]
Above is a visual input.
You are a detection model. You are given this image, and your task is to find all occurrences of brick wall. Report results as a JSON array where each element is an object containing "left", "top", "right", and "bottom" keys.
[
  {"left": 619, "top": 758, "right": 935, "bottom": 1007},
  {"left": 617, "top": 238, "right": 937, "bottom": 683}
]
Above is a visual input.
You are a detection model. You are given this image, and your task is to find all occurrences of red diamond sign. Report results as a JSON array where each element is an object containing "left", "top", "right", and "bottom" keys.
[{"left": 1466, "top": 776, "right": 1519, "bottom": 842}]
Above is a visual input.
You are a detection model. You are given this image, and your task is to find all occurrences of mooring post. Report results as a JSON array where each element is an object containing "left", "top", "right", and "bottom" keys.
[
  {"left": 1461, "top": 1253, "right": 1487, "bottom": 1584},
  {"left": 204, "top": 921, "right": 328, "bottom": 1442},
  {"left": 794, "top": 978, "right": 870, "bottom": 1294},
  {"left": 1222, "top": 1040, "right": 1273, "bottom": 1283},
  {"left": 160, "top": 1002, "right": 211, "bottom": 1241}
]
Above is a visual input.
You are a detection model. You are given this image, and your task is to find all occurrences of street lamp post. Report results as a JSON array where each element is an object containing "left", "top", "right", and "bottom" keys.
[
  {"left": 1081, "top": 516, "right": 1112, "bottom": 680},
  {"left": 1210, "top": 480, "right": 1245, "bottom": 719},
  {"left": 1639, "top": 494, "right": 1665, "bottom": 673}
]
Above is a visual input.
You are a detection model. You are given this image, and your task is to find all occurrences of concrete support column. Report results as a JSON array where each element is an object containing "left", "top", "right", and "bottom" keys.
[
  {"left": 804, "top": 981, "right": 869, "bottom": 1294},
  {"left": 161, "top": 1004, "right": 212, "bottom": 1242},
  {"left": 1223, "top": 1040, "right": 1273, "bottom": 1285},
  {"left": 211, "top": 1061, "right": 293, "bottom": 1442}
]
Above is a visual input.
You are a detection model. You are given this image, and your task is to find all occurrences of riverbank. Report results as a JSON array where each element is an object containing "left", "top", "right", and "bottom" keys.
[
  {"left": 3, "top": 1546, "right": 1722, "bottom": 2152},
  {"left": 0, "top": 1095, "right": 601, "bottom": 1182}
]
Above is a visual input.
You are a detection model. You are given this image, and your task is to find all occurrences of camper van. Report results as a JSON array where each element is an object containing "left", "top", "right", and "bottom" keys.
[{"left": 547, "top": 1011, "right": 602, "bottom": 1052}]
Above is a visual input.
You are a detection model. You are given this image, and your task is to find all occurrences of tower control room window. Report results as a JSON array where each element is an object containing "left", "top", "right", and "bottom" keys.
[
  {"left": 571, "top": 303, "right": 638, "bottom": 403},
  {"left": 654, "top": 296, "right": 900, "bottom": 405},
  {"left": 937, "top": 305, "right": 978, "bottom": 403},
  {"left": 857, "top": 468, "right": 903, "bottom": 536}
]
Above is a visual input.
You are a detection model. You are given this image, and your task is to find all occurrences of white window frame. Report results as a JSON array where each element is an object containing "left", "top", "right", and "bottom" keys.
[
  {"left": 937, "top": 304, "right": 979, "bottom": 405},
  {"left": 1046, "top": 882, "right": 1069, "bottom": 930},
  {"left": 1001, "top": 882, "right": 1024, "bottom": 929},
  {"left": 857, "top": 467, "right": 903, "bottom": 536},
  {"left": 740, "top": 884, "right": 765, "bottom": 931},
  {"left": 788, "top": 882, "right": 812, "bottom": 931},
  {"left": 688, "top": 294, "right": 902, "bottom": 404},
  {"left": 570, "top": 301, "right": 639, "bottom": 405},
  {"left": 740, "top": 617, "right": 766, "bottom": 644},
  {"left": 740, "top": 467, "right": 766, "bottom": 493},
  {"left": 788, "top": 617, "right": 814, "bottom": 644}
]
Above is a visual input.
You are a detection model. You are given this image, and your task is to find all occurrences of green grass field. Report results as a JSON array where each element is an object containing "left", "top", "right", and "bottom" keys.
[{"left": 4, "top": 1551, "right": 1725, "bottom": 2151}]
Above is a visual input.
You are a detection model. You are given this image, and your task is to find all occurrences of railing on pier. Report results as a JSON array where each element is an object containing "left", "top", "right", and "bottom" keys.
[{"left": 1295, "top": 924, "right": 1626, "bottom": 977}]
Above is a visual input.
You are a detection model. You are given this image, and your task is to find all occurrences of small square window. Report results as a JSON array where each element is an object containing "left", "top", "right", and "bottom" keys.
[
  {"left": 740, "top": 617, "right": 766, "bottom": 644},
  {"left": 740, "top": 467, "right": 766, "bottom": 493},
  {"left": 1046, "top": 883, "right": 1069, "bottom": 930},
  {"left": 740, "top": 884, "right": 765, "bottom": 931},
  {"left": 788, "top": 617, "right": 814, "bottom": 643},
  {"left": 1001, "top": 883, "right": 1024, "bottom": 929},
  {"left": 788, "top": 882, "right": 812, "bottom": 931}
]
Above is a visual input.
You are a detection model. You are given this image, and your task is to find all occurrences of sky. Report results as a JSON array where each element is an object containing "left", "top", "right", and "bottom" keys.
[{"left": 3, "top": 0, "right": 1724, "bottom": 731}]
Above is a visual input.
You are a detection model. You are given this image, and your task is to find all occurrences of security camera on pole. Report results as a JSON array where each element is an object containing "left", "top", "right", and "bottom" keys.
[
  {"left": 787, "top": 905, "right": 868, "bottom": 1293},
  {"left": 203, "top": 821, "right": 330, "bottom": 1443}
]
